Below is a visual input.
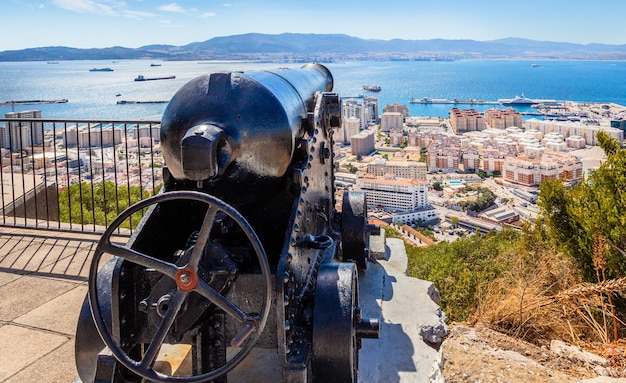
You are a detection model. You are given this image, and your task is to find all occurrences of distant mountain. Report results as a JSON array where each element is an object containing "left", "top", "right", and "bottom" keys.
[{"left": 2, "top": 33, "right": 626, "bottom": 61}]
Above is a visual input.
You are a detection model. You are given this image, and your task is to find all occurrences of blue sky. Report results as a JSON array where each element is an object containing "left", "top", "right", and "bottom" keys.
[{"left": 1, "top": 0, "right": 624, "bottom": 50}]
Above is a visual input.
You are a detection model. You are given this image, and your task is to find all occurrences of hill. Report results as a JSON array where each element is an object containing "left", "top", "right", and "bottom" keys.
[{"left": 2, "top": 33, "right": 626, "bottom": 61}]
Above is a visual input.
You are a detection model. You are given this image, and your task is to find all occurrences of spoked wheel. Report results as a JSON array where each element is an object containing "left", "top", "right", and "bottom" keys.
[
  {"left": 312, "top": 262, "right": 360, "bottom": 383},
  {"left": 88, "top": 191, "right": 272, "bottom": 383}
]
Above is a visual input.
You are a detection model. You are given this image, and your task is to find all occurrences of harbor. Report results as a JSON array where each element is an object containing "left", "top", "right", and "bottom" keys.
[
  {"left": 410, "top": 97, "right": 500, "bottom": 105},
  {"left": 0, "top": 99, "right": 68, "bottom": 106},
  {"left": 116, "top": 100, "right": 169, "bottom": 104},
  {"left": 409, "top": 96, "right": 558, "bottom": 106}
]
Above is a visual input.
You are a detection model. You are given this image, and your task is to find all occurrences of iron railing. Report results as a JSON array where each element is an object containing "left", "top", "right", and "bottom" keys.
[{"left": 0, "top": 118, "right": 163, "bottom": 235}]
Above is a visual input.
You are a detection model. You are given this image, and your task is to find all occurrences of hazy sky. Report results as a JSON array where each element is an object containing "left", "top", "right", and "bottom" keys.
[{"left": 2, "top": 0, "right": 624, "bottom": 51}]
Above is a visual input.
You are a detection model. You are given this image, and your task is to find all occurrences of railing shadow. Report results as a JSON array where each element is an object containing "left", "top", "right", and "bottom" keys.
[{"left": 0, "top": 228, "right": 123, "bottom": 282}]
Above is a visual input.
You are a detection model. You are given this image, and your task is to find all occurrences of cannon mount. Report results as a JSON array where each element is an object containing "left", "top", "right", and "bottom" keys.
[{"left": 75, "top": 65, "right": 380, "bottom": 383}]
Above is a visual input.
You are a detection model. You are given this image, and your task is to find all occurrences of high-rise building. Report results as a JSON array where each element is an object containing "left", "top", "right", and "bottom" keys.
[
  {"left": 338, "top": 116, "right": 360, "bottom": 144},
  {"left": 363, "top": 96, "right": 379, "bottom": 125},
  {"left": 483, "top": 108, "right": 522, "bottom": 129},
  {"left": 342, "top": 97, "right": 379, "bottom": 130},
  {"left": 350, "top": 130, "right": 375, "bottom": 156},
  {"left": 383, "top": 103, "right": 409, "bottom": 121},
  {"left": 449, "top": 108, "right": 485, "bottom": 133},
  {"left": 1, "top": 110, "right": 44, "bottom": 151},
  {"left": 381, "top": 112, "right": 403, "bottom": 132}
]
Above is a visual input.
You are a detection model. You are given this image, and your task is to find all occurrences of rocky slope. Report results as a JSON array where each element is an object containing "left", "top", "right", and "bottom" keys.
[{"left": 442, "top": 324, "right": 626, "bottom": 383}]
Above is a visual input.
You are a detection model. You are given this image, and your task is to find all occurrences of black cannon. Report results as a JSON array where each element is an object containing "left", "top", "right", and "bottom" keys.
[{"left": 75, "top": 63, "right": 380, "bottom": 383}]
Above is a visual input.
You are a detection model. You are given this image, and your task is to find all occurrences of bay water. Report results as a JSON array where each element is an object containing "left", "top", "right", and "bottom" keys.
[{"left": 1, "top": 59, "right": 625, "bottom": 121}]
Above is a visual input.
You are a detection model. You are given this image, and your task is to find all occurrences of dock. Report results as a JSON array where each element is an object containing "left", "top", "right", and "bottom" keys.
[
  {"left": 410, "top": 98, "right": 499, "bottom": 105},
  {"left": 0, "top": 99, "right": 68, "bottom": 106},
  {"left": 116, "top": 100, "right": 169, "bottom": 104}
]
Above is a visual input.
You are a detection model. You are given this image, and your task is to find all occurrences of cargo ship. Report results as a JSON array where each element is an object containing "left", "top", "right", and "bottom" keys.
[
  {"left": 362, "top": 85, "right": 381, "bottom": 92},
  {"left": 89, "top": 68, "right": 113, "bottom": 72},
  {"left": 134, "top": 75, "right": 175, "bottom": 81}
]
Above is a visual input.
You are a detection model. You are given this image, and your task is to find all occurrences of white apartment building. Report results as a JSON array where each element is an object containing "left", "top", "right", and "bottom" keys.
[
  {"left": 2, "top": 110, "right": 44, "bottom": 151},
  {"left": 426, "top": 144, "right": 460, "bottom": 172},
  {"left": 132, "top": 125, "right": 161, "bottom": 143},
  {"left": 381, "top": 112, "right": 403, "bottom": 132},
  {"left": 565, "top": 135, "right": 586, "bottom": 149},
  {"left": 350, "top": 129, "right": 376, "bottom": 156},
  {"left": 357, "top": 174, "right": 428, "bottom": 212},
  {"left": 383, "top": 103, "right": 409, "bottom": 121},
  {"left": 389, "top": 129, "right": 404, "bottom": 146},
  {"left": 503, "top": 152, "right": 583, "bottom": 186},
  {"left": 481, "top": 148, "right": 507, "bottom": 173},
  {"left": 367, "top": 159, "right": 427, "bottom": 181},
  {"left": 338, "top": 116, "right": 360, "bottom": 145},
  {"left": 342, "top": 97, "right": 378, "bottom": 130},
  {"left": 462, "top": 148, "right": 480, "bottom": 171},
  {"left": 525, "top": 118, "right": 624, "bottom": 146},
  {"left": 63, "top": 125, "right": 123, "bottom": 149}
]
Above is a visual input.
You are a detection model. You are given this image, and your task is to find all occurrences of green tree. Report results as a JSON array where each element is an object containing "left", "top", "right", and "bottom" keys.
[
  {"left": 406, "top": 228, "right": 519, "bottom": 321},
  {"left": 539, "top": 131, "right": 626, "bottom": 280},
  {"left": 58, "top": 181, "right": 152, "bottom": 229}
]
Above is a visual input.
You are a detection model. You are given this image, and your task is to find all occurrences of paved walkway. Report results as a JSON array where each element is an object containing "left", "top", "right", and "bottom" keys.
[{"left": 0, "top": 227, "right": 107, "bottom": 383}]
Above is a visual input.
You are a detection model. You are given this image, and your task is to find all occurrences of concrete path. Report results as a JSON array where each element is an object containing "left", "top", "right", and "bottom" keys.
[
  {"left": 0, "top": 227, "right": 446, "bottom": 383},
  {"left": 358, "top": 238, "right": 446, "bottom": 383},
  {"left": 0, "top": 227, "right": 97, "bottom": 383}
]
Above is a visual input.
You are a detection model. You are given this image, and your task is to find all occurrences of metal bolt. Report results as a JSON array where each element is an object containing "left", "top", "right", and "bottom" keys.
[
  {"left": 179, "top": 272, "right": 190, "bottom": 284},
  {"left": 138, "top": 300, "right": 148, "bottom": 312}
]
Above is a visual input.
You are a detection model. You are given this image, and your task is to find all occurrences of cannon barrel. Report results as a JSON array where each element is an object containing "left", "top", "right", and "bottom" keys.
[{"left": 160, "top": 63, "right": 333, "bottom": 184}]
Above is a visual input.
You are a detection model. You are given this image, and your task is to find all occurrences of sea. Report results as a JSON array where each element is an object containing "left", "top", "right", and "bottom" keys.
[{"left": 1, "top": 59, "right": 625, "bottom": 121}]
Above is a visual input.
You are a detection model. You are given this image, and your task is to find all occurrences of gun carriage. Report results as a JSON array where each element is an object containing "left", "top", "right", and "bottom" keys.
[{"left": 75, "top": 63, "right": 380, "bottom": 383}]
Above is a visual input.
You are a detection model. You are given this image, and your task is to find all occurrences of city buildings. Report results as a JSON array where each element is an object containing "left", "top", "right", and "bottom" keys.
[
  {"left": 356, "top": 174, "right": 436, "bottom": 224},
  {"left": 483, "top": 108, "right": 522, "bottom": 130},
  {"left": 341, "top": 97, "right": 379, "bottom": 130},
  {"left": 502, "top": 152, "right": 583, "bottom": 186},
  {"left": 366, "top": 159, "right": 427, "bottom": 181},
  {"left": 525, "top": 118, "right": 624, "bottom": 146},
  {"left": 381, "top": 112, "right": 403, "bottom": 132},
  {"left": 383, "top": 103, "right": 409, "bottom": 121},
  {"left": 62, "top": 124, "right": 123, "bottom": 149},
  {"left": 338, "top": 97, "right": 379, "bottom": 144},
  {"left": 449, "top": 108, "right": 485, "bottom": 133},
  {"left": 1, "top": 110, "right": 44, "bottom": 151},
  {"left": 350, "top": 129, "right": 376, "bottom": 156}
]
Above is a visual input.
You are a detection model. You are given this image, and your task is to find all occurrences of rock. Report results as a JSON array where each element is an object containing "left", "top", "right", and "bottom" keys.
[
  {"left": 580, "top": 377, "right": 626, "bottom": 383},
  {"left": 420, "top": 308, "right": 448, "bottom": 346},
  {"left": 550, "top": 339, "right": 609, "bottom": 367}
]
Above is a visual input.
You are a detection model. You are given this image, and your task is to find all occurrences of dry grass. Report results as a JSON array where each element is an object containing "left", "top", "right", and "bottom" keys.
[
  {"left": 474, "top": 248, "right": 626, "bottom": 345},
  {"left": 474, "top": 249, "right": 586, "bottom": 345},
  {"left": 474, "top": 238, "right": 626, "bottom": 375}
]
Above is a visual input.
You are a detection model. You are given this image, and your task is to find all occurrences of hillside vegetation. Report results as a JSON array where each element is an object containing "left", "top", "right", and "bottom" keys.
[{"left": 405, "top": 131, "right": 626, "bottom": 359}]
